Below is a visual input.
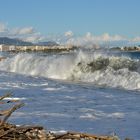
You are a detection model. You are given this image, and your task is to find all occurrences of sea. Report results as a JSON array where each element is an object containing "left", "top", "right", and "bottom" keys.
[{"left": 0, "top": 48, "right": 140, "bottom": 140}]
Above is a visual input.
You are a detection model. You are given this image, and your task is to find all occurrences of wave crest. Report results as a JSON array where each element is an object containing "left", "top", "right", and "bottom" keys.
[{"left": 0, "top": 51, "right": 140, "bottom": 90}]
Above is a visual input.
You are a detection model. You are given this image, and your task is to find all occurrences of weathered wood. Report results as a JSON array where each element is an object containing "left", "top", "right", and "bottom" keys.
[
  {"left": 0, "top": 109, "right": 12, "bottom": 116},
  {"left": 0, "top": 93, "right": 12, "bottom": 101},
  {"left": 16, "top": 125, "right": 44, "bottom": 133},
  {"left": 0, "top": 103, "right": 24, "bottom": 126},
  {"left": 0, "top": 117, "right": 120, "bottom": 140},
  {"left": 52, "top": 131, "right": 119, "bottom": 140},
  {"left": 52, "top": 133, "right": 68, "bottom": 140},
  {"left": 68, "top": 131, "right": 111, "bottom": 139},
  {"left": 0, "top": 128, "right": 14, "bottom": 138},
  {"left": 0, "top": 57, "right": 6, "bottom": 61},
  {"left": 0, "top": 99, "right": 19, "bottom": 105}
]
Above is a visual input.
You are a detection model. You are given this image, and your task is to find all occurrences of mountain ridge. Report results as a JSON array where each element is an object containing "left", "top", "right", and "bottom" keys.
[{"left": 0, "top": 37, "right": 59, "bottom": 46}]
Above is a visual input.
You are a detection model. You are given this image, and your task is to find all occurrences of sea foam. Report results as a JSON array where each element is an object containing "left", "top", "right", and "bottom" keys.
[{"left": 0, "top": 51, "right": 140, "bottom": 90}]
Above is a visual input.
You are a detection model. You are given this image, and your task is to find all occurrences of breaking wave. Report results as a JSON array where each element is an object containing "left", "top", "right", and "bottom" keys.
[{"left": 0, "top": 51, "right": 140, "bottom": 90}]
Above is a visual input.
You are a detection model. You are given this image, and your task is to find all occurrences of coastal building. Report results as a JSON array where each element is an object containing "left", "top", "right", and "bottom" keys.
[
  {"left": 0, "top": 44, "right": 9, "bottom": 51},
  {"left": 0, "top": 44, "right": 76, "bottom": 52},
  {"left": 0, "top": 44, "right": 4, "bottom": 51},
  {"left": 9, "top": 45, "right": 16, "bottom": 51}
]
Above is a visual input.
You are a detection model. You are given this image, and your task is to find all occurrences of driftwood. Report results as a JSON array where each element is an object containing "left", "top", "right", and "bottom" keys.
[
  {"left": 0, "top": 93, "right": 24, "bottom": 126},
  {"left": 0, "top": 93, "right": 122, "bottom": 140},
  {"left": 0, "top": 123, "right": 120, "bottom": 140},
  {"left": 50, "top": 131, "right": 120, "bottom": 140},
  {"left": 0, "top": 103, "right": 24, "bottom": 126},
  {"left": 0, "top": 123, "right": 46, "bottom": 140},
  {"left": 0, "top": 93, "right": 12, "bottom": 101},
  {"left": 0, "top": 57, "right": 6, "bottom": 61}
]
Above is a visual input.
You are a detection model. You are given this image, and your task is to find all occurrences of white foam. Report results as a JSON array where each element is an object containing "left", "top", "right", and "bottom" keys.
[
  {"left": 107, "top": 112, "right": 125, "bottom": 119},
  {"left": 23, "top": 83, "right": 48, "bottom": 87},
  {"left": 64, "top": 96, "right": 76, "bottom": 100},
  {"left": 4, "top": 97, "right": 26, "bottom": 100},
  {"left": 0, "top": 82, "right": 26, "bottom": 89},
  {"left": 0, "top": 53, "right": 76, "bottom": 80},
  {"left": 80, "top": 113, "right": 98, "bottom": 120},
  {"left": 43, "top": 87, "right": 64, "bottom": 91},
  {"left": 0, "top": 51, "right": 140, "bottom": 90},
  {"left": 79, "top": 108, "right": 125, "bottom": 120},
  {"left": 41, "top": 113, "right": 70, "bottom": 118},
  {"left": 51, "top": 130, "right": 67, "bottom": 134}
]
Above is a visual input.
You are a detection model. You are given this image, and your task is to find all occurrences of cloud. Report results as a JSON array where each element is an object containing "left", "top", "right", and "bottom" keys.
[
  {"left": 64, "top": 32, "right": 127, "bottom": 48},
  {"left": 64, "top": 30, "right": 73, "bottom": 37},
  {"left": 0, "top": 23, "right": 7, "bottom": 32},
  {"left": 44, "top": 32, "right": 129, "bottom": 48},
  {"left": 0, "top": 22, "right": 43, "bottom": 42},
  {"left": 84, "top": 32, "right": 125, "bottom": 42},
  {"left": 0, "top": 22, "right": 140, "bottom": 46},
  {"left": 23, "top": 35, "right": 45, "bottom": 42},
  {"left": 131, "top": 36, "right": 140, "bottom": 42},
  {"left": 64, "top": 33, "right": 99, "bottom": 48},
  {"left": 13, "top": 27, "right": 35, "bottom": 35},
  {"left": 100, "top": 33, "right": 125, "bottom": 41}
]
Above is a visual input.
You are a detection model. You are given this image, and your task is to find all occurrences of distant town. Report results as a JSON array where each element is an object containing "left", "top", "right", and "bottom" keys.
[
  {"left": 111, "top": 45, "right": 140, "bottom": 52},
  {"left": 0, "top": 44, "right": 76, "bottom": 52},
  {"left": 0, "top": 37, "right": 140, "bottom": 52},
  {"left": 0, "top": 37, "right": 76, "bottom": 52}
]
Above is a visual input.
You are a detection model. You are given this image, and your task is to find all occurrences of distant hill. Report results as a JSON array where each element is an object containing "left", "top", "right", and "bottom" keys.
[
  {"left": 36, "top": 41, "right": 59, "bottom": 46},
  {"left": 0, "top": 37, "right": 33, "bottom": 46},
  {"left": 0, "top": 37, "right": 59, "bottom": 46}
]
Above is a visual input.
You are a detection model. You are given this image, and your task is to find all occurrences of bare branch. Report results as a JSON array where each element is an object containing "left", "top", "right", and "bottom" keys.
[
  {"left": 0, "top": 103, "right": 24, "bottom": 126},
  {"left": 0, "top": 93, "right": 12, "bottom": 101}
]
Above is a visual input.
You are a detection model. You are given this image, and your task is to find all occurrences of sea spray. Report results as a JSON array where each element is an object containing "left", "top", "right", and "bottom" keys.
[{"left": 0, "top": 51, "right": 140, "bottom": 90}]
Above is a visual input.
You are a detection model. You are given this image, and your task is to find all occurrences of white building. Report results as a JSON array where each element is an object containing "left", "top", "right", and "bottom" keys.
[
  {"left": 0, "top": 44, "right": 9, "bottom": 51},
  {"left": 0, "top": 44, "right": 3, "bottom": 51},
  {"left": 9, "top": 45, "right": 16, "bottom": 51}
]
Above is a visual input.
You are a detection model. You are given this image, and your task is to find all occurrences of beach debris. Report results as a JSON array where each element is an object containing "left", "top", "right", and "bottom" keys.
[
  {"left": 0, "top": 56, "right": 6, "bottom": 61},
  {"left": 0, "top": 93, "right": 121, "bottom": 140},
  {"left": 47, "top": 131, "right": 120, "bottom": 140}
]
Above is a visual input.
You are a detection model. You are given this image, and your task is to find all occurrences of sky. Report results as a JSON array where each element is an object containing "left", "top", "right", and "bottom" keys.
[{"left": 0, "top": 0, "right": 140, "bottom": 45}]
